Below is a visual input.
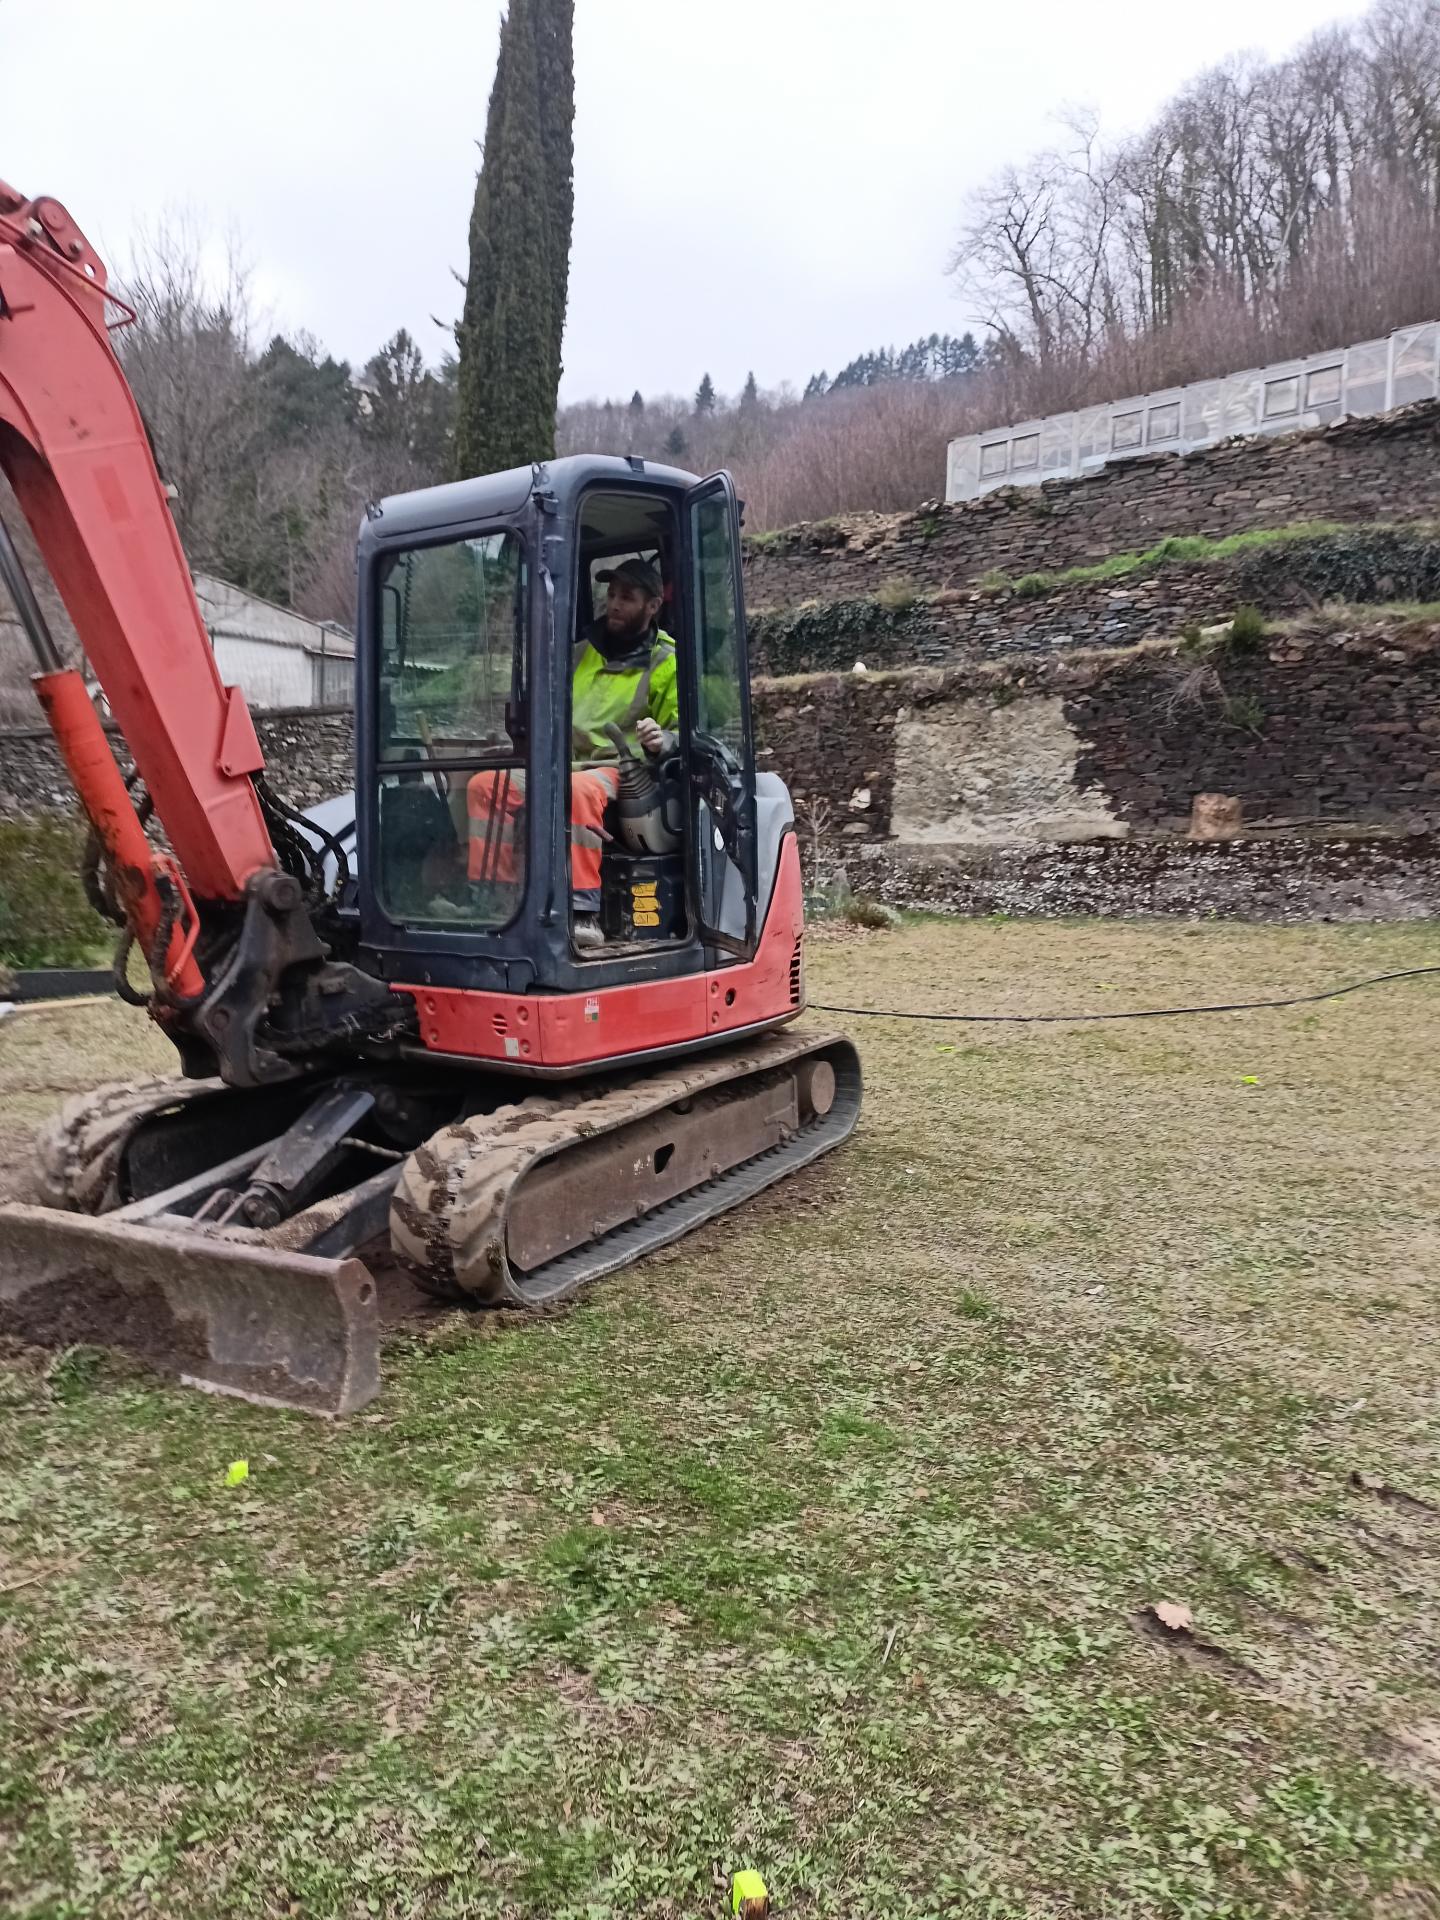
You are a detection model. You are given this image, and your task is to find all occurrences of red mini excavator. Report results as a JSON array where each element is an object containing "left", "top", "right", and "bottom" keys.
[{"left": 0, "top": 181, "right": 860, "bottom": 1413}]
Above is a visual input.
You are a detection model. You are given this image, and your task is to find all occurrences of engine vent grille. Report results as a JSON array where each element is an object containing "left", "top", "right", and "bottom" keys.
[{"left": 789, "top": 935, "right": 804, "bottom": 1006}]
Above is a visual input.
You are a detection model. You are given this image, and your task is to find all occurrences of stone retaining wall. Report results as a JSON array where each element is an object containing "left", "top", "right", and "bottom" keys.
[
  {"left": 825, "top": 834, "right": 1440, "bottom": 923},
  {"left": 0, "top": 706, "right": 355, "bottom": 818},
  {"left": 743, "top": 400, "right": 1440, "bottom": 613},
  {"left": 6, "top": 625, "right": 1437, "bottom": 849},
  {"left": 751, "top": 617, "right": 1440, "bottom": 845},
  {"left": 748, "top": 528, "right": 1440, "bottom": 676}
]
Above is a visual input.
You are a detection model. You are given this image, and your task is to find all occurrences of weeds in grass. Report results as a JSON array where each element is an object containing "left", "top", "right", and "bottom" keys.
[{"left": 842, "top": 895, "right": 902, "bottom": 930}]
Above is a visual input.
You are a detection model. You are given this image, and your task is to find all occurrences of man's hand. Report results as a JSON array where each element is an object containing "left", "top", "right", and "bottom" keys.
[{"left": 636, "top": 717, "right": 665, "bottom": 758}]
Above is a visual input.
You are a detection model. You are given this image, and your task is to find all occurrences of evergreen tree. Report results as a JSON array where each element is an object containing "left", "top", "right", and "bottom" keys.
[
  {"left": 532, "top": 0, "right": 575, "bottom": 394},
  {"left": 945, "top": 330, "right": 982, "bottom": 378},
  {"left": 255, "top": 335, "right": 354, "bottom": 444},
  {"left": 362, "top": 329, "right": 453, "bottom": 470},
  {"left": 803, "top": 371, "right": 829, "bottom": 400},
  {"left": 822, "top": 332, "right": 986, "bottom": 391},
  {"left": 693, "top": 372, "right": 716, "bottom": 416},
  {"left": 454, "top": 0, "right": 575, "bottom": 478},
  {"left": 664, "top": 425, "right": 687, "bottom": 458},
  {"left": 740, "top": 369, "right": 759, "bottom": 411},
  {"left": 629, "top": 389, "right": 645, "bottom": 415}
]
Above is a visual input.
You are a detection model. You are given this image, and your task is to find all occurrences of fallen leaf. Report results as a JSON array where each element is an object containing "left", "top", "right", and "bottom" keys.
[
  {"left": 590, "top": 1507, "right": 607, "bottom": 1527},
  {"left": 1153, "top": 1601, "right": 1194, "bottom": 1632},
  {"left": 224, "top": 1459, "right": 250, "bottom": 1488},
  {"left": 1239, "top": 1076, "right": 1260, "bottom": 1086}
]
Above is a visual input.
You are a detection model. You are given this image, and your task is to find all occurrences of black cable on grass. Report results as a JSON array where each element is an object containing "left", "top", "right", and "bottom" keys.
[{"left": 810, "top": 964, "right": 1440, "bottom": 1025}]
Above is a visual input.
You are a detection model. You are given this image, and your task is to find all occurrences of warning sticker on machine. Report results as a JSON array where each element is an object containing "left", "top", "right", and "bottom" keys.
[{"left": 584, "top": 996, "right": 601, "bottom": 1024}]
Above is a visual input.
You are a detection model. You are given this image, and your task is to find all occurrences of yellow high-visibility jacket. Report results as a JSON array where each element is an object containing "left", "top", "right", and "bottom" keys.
[{"left": 571, "top": 627, "right": 679, "bottom": 760}]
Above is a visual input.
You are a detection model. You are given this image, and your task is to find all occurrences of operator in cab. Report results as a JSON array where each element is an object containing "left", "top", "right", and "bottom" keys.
[{"left": 467, "top": 556, "right": 678, "bottom": 950}]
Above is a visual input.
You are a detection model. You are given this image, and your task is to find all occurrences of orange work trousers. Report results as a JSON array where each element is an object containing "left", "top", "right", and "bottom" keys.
[{"left": 466, "top": 765, "right": 620, "bottom": 908}]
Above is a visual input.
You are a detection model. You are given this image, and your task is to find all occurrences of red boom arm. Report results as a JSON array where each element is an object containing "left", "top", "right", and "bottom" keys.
[{"left": 0, "top": 181, "right": 277, "bottom": 914}]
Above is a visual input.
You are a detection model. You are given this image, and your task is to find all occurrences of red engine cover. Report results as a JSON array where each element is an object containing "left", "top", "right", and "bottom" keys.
[{"left": 397, "top": 835, "right": 807, "bottom": 1072}]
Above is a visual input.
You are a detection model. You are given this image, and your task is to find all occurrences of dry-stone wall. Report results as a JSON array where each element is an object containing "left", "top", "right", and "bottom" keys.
[
  {"left": 5, "top": 624, "right": 1437, "bottom": 850},
  {"left": 749, "top": 527, "right": 1440, "bottom": 676},
  {"left": 3, "top": 640, "right": 1436, "bottom": 919},
  {"left": 744, "top": 400, "right": 1440, "bottom": 614},
  {"left": 831, "top": 833, "right": 1440, "bottom": 923},
  {"left": 753, "top": 617, "right": 1440, "bottom": 845},
  {"left": 0, "top": 706, "right": 355, "bottom": 818}
]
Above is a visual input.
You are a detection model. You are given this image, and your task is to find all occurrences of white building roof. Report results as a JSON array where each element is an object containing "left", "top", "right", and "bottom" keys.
[{"left": 191, "top": 573, "right": 354, "bottom": 658}]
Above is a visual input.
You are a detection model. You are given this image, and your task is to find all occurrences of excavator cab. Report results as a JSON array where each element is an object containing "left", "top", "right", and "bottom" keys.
[{"left": 359, "top": 457, "right": 760, "bottom": 1005}]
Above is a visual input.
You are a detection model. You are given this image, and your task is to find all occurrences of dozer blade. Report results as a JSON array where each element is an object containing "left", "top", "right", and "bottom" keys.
[{"left": 0, "top": 1204, "right": 380, "bottom": 1415}]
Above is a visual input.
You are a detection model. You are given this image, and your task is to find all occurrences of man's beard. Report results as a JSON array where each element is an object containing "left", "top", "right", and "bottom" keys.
[{"left": 604, "top": 607, "right": 650, "bottom": 646}]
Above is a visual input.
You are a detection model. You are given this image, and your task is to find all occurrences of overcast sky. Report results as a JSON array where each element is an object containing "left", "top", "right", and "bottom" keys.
[{"left": 2, "top": 0, "right": 1356, "bottom": 403}]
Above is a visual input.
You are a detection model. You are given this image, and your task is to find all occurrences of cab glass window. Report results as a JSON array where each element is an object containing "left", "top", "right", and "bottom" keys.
[
  {"left": 378, "top": 532, "right": 524, "bottom": 760},
  {"left": 692, "top": 493, "right": 746, "bottom": 754},
  {"left": 374, "top": 531, "right": 527, "bottom": 930}
]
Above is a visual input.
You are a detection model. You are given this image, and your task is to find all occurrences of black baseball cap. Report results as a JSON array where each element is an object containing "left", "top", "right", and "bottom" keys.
[{"left": 597, "top": 557, "right": 662, "bottom": 598}]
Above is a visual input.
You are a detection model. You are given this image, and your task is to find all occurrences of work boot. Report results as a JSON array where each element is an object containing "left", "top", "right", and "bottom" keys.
[{"left": 573, "top": 913, "right": 605, "bottom": 952}]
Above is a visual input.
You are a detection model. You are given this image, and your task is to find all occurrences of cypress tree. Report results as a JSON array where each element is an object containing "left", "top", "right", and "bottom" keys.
[
  {"left": 532, "top": 0, "right": 575, "bottom": 398},
  {"left": 454, "top": 0, "right": 575, "bottom": 478}
]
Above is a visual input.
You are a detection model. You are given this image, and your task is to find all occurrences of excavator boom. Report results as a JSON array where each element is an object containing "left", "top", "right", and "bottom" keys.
[
  {"left": 0, "top": 181, "right": 405, "bottom": 1407},
  {"left": 0, "top": 182, "right": 277, "bottom": 902}
]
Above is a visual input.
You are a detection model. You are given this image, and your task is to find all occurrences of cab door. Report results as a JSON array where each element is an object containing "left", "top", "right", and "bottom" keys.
[{"left": 682, "top": 473, "right": 758, "bottom": 958}]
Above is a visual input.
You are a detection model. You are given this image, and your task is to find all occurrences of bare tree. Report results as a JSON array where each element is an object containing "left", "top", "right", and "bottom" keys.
[
  {"left": 114, "top": 215, "right": 265, "bottom": 569},
  {"left": 949, "top": 0, "right": 1440, "bottom": 429}
]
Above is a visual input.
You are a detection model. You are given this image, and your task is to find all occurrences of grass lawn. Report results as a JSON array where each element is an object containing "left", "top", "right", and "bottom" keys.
[{"left": 2, "top": 917, "right": 1439, "bottom": 1919}]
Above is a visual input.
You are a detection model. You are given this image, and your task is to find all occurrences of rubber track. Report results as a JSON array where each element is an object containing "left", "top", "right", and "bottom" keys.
[
  {"left": 33, "top": 1075, "right": 224, "bottom": 1215},
  {"left": 390, "top": 1032, "right": 861, "bottom": 1308}
]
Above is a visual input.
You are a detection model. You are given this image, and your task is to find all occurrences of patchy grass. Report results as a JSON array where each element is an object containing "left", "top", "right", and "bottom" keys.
[
  {"left": 0, "top": 996, "right": 171, "bottom": 1166},
  {"left": 875, "top": 580, "right": 921, "bottom": 614},
  {"left": 981, "top": 521, "right": 1356, "bottom": 599},
  {"left": 3, "top": 919, "right": 1440, "bottom": 1917},
  {"left": 1310, "top": 599, "right": 1440, "bottom": 627}
]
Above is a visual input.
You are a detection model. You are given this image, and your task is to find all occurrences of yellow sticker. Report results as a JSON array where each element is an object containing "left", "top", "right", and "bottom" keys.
[
  {"left": 634, "top": 911, "right": 661, "bottom": 927},
  {"left": 732, "top": 1870, "right": 768, "bottom": 1914}
]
